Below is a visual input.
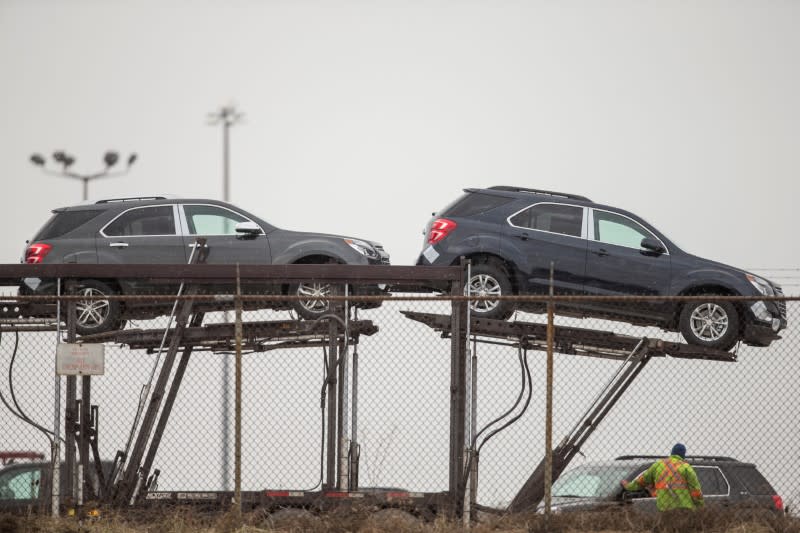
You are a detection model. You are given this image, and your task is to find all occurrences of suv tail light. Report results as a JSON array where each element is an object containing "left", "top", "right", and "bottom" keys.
[
  {"left": 427, "top": 218, "right": 457, "bottom": 245},
  {"left": 773, "top": 494, "right": 784, "bottom": 511},
  {"left": 25, "top": 243, "right": 52, "bottom": 264}
]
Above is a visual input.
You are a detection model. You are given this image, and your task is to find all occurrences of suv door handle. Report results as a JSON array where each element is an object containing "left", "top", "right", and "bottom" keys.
[
  {"left": 592, "top": 248, "right": 609, "bottom": 257},
  {"left": 516, "top": 233, "right": 529, "bottom": 241},
  {"left": 109, "top": 242, "right": 129, "bottom": 248}
]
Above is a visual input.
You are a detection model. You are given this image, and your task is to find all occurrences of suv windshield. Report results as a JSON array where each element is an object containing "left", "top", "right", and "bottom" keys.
[{"left": 552, "top": 464, "right": 635, "bottom": 498}]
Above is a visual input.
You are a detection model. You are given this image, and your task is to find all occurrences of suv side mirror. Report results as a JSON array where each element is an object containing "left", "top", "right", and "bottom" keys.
[
  {"left": 621, "top": 489, "right": 649, "bottom": 501},
  {"left": 235, "top": 221, "right": 261, "bottom": 236},
  {"left": 640, "top": 237, "right": 665, "bottom": 254}
]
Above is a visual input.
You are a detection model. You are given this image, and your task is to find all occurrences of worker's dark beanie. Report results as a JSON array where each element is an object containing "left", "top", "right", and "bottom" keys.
[{"left": 671, "top": 443, "right": 686, "bottom": 458}]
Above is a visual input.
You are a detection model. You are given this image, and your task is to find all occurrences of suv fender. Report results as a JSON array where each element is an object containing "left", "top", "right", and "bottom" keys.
[
  {"left": 272, "top": 243, "right": 349, "bottom": 266},
  {"left": 672, "top": 268, "right": 748, "bottom": 297}
]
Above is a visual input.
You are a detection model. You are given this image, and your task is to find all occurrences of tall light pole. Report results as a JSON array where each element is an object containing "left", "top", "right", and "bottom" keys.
[
  {"left": 207, "top": 105, "right": 244, "bottom": 203},
  {"left": 207, "top": 104, "right": 244, "bottom": 491},
  {"left": 29, "top": 150, "right": 137, "bottom": 201}
]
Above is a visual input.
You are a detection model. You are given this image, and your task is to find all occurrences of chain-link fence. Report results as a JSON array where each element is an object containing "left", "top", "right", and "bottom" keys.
[{"left": 0, "top": 266, "right": 797, "bottom": 520}]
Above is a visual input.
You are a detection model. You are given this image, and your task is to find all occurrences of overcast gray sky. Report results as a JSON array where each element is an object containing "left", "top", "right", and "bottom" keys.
[{"left": 1, "top": 0, "right": 799, "bottom": 285}]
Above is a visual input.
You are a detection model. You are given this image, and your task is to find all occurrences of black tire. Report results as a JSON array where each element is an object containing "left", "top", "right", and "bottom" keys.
[
  {"left": 465, "top": 262, "right": 514, "bottom": 320},
  {"left": 290, "top": 281, "right": 332, "bottom": 320},
  {"left": 75, "top": 279, "right": 123, "bottom": 336},
  {"left": 679, "top": 298, "right": 740, "bottom": 351}
]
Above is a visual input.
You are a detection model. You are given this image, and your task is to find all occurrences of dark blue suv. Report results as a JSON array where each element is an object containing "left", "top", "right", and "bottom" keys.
[{"left": 417, "top": 186, "right": 786, "bottom": 351}]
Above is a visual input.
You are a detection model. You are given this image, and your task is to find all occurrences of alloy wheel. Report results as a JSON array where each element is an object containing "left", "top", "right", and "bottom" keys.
[
  {"left": 467, "top": 274, "right": 502, "bottom": 313},
  {"left": 76, "top": 288, "right": 111, "bottom": 329},
  {"left": 296, "top": 282, "right": 331, "bottom": 315},
  {"left": 688, "top": 303, "right": 729, "bottom": 341}
]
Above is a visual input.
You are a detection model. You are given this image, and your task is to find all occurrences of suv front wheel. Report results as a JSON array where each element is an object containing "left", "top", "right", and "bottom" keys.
[
  {"left": 465, "top": 262, "right": 514, "bottom": 320},
  {"left": 679, "top": 298, "right": 740, "bottom": 351},
  {"left": 291, "top": 282, "right": 332, "bottom": 320}
]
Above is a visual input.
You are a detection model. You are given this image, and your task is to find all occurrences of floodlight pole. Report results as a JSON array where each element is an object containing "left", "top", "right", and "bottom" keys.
[
  {"left": 207, "top": 104, "right": 244, "bottom": 491},
  {"left": 28, "top": 151, "right": 137, "bottom": 201}
]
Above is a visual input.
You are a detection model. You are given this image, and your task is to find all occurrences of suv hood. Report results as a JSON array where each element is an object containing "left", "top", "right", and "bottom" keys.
[
  {"left": 276, "top": 229, "right": 384, "bottom": 248},
  {"left": 536, "top": 495, "right": 620, "bottom": 513}
]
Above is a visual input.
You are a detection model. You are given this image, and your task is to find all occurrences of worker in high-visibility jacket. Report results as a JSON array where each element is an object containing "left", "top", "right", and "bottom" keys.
[{"left": 621, "top": 443, "right": 704, "bottom": 511}]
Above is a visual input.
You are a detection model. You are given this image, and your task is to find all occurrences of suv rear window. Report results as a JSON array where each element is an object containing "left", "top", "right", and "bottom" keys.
[
  {"left": 440, "top": 192, "right": 514, "bottom": 217},
  {"left": 34, "top": 210, "right": 105, "bottom": 240},
  {"left": 728, "top": 465, "right": 775, "bottom": 495}
]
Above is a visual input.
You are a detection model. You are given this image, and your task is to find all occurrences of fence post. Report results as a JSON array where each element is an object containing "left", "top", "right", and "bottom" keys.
[
  {"left": 51, "top": 278, "right": 63, "bottom": 517},
  {"left": 448, "top": 259, "right": 467, "bottom": 517},
  {"left": 544, "top": 263, "right": 555, "bottom": 516},
  {"left": 64, "top": 279, "right": 78, "bottom": 512},
  {"left": 234, "top": 264, "right": 243, "bottom": 517},
  {"left": 325, "top": 285, "right": 339, "bottom": 489}
]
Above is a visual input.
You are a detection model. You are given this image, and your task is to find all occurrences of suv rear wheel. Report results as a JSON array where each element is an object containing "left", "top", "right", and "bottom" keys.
[
  {"left": 679, "top": 298, "right": 740, "bottom": 351},
  {"left": 75, "top": 279, "right": 123, "bottom": 335},
  {"left": 466, "top": 262, "right": 514, "bottom": 320}
]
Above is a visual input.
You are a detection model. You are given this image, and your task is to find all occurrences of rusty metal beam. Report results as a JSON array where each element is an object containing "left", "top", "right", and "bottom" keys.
[
  {"left": 0, "top": 264, "right": 462, "bottom": 285},
  {"left": 79, "top": 319, "right": 378, "bottom": 352},
  {"left": 401, "top": 311, "right": 736, "bottom": 362}
]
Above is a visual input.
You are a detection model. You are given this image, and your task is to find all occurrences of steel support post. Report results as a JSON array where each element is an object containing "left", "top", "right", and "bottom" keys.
[
  {"left": 544, "top": 268, "right": 555, "bottom": 515},
  {"left": 337, "top": 333, "right": 349, "bottom": 490},
  {"left": 448, "top": 261, "right": 467, "bottom": 517},
  {"left": 348, "top": 338, "right": 359, "bottom": 490},
  {"left": 78, "top": 376, "right": 91, "bottom": 504},
  {"left": 64, "top": 279, "right": 78, "bottom": 507},
  {"left": 51, "top": 278, "right": 63, "bottom": 517},
  {"left": 233, "top": 265, "right": 243, "bottom": 516},
  {"left": 325, "top": 303, "right": 339, "bottom": 489}
]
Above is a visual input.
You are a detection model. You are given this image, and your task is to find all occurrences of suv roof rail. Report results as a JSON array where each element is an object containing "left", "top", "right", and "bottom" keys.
[
  {"left": 94, "top": 195, "right": 177, "bottom": 204},
  {"left": 615, "top": 455, "right": 739, "bottom": 462},
  {"left": 487, "top": 186, "right": 592, "bottom": 202}
]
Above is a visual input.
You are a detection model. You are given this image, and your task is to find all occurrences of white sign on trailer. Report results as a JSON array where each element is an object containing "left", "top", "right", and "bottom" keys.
[{"left": 56, "top": 343, "right": 105, "bottom": 376}]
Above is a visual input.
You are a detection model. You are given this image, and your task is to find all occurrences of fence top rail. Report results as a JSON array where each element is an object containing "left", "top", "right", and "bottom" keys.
[{"left": 0, "top": 263, "right": 462, "bottom": 284}]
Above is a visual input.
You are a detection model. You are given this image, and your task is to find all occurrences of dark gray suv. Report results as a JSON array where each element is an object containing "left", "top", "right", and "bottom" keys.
[
  {"left": 20, "top": 196, "right": 390, "bottom": 334},
  {"left": 417, "top": 186, "right": 787, "bottom": 351},
  {"left": 542, "top": 455, "right": 784, "bottom": 514}
]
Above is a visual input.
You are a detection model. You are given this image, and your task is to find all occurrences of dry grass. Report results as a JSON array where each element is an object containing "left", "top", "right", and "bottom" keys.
[{"left": 1, "top": 507, "right": 799, "bottom": 533}]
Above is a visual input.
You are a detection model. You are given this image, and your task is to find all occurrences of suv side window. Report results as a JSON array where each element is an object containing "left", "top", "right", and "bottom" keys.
[
  {"left": 592, "top": 209, "right": 659, "bottom": 250},
  {"left": 695, "top": 466, "right": 729, "bottom": 496},
  {"left": 509, "top": 203, "right": 583, "bottom": 238},
  {"left": 441, "top": 192, "right": 514, "bottom": 217},
  {"left": 0, "top": 467, "right": 40, "bottom": 500},
  {"left": 104, "top": 206, "right": 176, "bottom": 237},
  {"left": 728, "top": 465, "right": 775, "bottom": 495},
  {"left": 183, "top": 205, "right": 251, "bottom": 235},
  {"left": 34, "top": 209, "right": 105, "bottom": 240}
]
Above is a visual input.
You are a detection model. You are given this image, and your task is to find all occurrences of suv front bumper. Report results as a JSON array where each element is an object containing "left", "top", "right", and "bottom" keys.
[{"left": 742, "top": 300, "right": 787, "bottom": 346}]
